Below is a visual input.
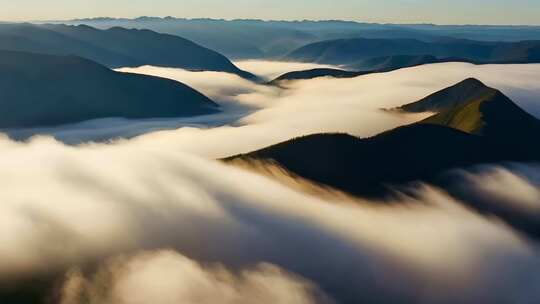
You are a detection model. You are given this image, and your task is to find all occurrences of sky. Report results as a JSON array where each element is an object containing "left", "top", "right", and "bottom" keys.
[{"left": 0, "top": 0, "right": 539, "bottom": 25}]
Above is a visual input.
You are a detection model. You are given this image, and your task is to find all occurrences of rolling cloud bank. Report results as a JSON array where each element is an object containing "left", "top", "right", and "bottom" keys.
[
  {"left": 0, "top": 61, "right": 539, "bottom": 303},
  {"left": 0, "top": 134, "right": 539, "bottom": 304}
]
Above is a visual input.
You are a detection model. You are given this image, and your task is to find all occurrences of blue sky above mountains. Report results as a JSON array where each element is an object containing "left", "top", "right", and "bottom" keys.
[{"left": 1, "top": 0, "right": 539, "bottom": 25}]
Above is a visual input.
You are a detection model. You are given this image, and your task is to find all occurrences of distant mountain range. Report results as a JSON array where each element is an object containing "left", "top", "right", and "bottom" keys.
[
  {"left": 61, "top": 17, "right": 540, "bottom": 59},
  {"left": 285, "top": 37, "right": 540, "bottom": 65},
  {"left": 0, "top": 50, "right": 219, "bottom": 128},
  {"left": 270, "top": 55, "right": 474, "bottom": 83},
  {"left": 0, "top": 23, "right": 255, "bottom": 79}
]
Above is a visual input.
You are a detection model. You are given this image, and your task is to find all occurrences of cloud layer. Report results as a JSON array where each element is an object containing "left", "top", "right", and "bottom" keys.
[
  {"left": 60, "top": 250, "right": 328, "bottom": 304},
  {"left": 0, "top": 61, "right": 539, "bottom": 303},
  {"left": 0, "top": 132, "right": 538, "bottom": 303},
  {"left": 5, "top": 61, "right": 540, "bottom": 158},
  {"left": 116, "top": 62, "right": 540, "bottom": 158}
]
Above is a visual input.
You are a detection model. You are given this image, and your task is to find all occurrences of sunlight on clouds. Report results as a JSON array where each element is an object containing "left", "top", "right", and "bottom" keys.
[
  {"left": 0, "top": 131, "right": 538, "bottom": 303},
  {"left": 116, "top": 62, "right": 540, "bottom": 158},
  {"left": 60, "top": 250, "right": 328, "bottom": 304},
  {"left": 3, "top": 62, "right": 540, "bottom": 156}
]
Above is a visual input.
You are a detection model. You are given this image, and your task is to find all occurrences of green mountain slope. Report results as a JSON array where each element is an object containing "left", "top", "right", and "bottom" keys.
[
  {"left": 0, "top": 50, "right": 219, "bottom": 128},
  {"left": 401, "top": 78, "right": 540, "bottom": 139},
  {"left": 400, "top": 78, "right": 493, "bottom": 113}
]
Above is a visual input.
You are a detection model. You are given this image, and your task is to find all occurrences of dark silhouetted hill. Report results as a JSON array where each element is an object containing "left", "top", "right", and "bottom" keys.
[
  {"left": 227, "top": 124, "right": 540, "bottom": 198},
  {"left": 269, "top": 55, "right": 475, "bottom": 83},
  {"left": 269, "top": 68, "right": 370, "bottom": 84},
  {"left": 227, "top": 79, "right": 540, "bottom": 237},
  {"left": 0, "top": 50, "right": 219, "bottom": 128}
]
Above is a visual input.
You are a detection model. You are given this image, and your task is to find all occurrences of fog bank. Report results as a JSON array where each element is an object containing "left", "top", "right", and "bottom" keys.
[
  {"left": 4, "top": 61, "right": 539, "bottom": 156},
  {"left": 0, "top": 132, "right": 538, "bottom": 303},
  {"left": 118, "top": 62, "right": 540, "bottom": 158}
]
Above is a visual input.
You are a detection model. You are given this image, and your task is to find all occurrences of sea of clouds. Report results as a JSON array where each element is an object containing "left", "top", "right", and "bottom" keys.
[
  {"left": 0, "top": 134, "right": 538, "bottom": 303},
  {"left": 0, "top": 61, "right": 539, "bottom": 303}
]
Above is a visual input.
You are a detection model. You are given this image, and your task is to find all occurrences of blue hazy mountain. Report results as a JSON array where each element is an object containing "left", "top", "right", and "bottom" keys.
[
  {"left": 285, "top": 37, "right": 540, "bottom": 65},
  {"left": 0, "top": 23, "right": 256, "bottom": 79},
  {"left": 64, "top": 17, "right": 540, "bottom": 59},
  {"left": 0, "top": 50, "right": 219, "bottom": 128}
]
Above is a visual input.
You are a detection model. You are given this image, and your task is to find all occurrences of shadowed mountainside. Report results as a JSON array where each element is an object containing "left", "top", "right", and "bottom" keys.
[
  {"left": 285, "top": 37, "right": 540, "bottom": 65},
  {"left": 0, "top": 50, "right": 219, "bottom": 128},
  {"left": 226, "top": 125, "right": 540, "bottom": 198},
  {"left": 226, "top": 80, "right": 540, "bottom": 237},
  {"left": 227, "top": 78, "right": 540, "bottom": 198},
  {"left": 63, "top": 18, "right": 540, "bottom": 59},
  {"left": 0, "top": 23, "right": 256, "bottom": 79},
  {"left": 400, "top": 78, "right": 540, "bottom": 140},
  {"left": 269, "top": 68, "right": 370, "bottom": 84},
  {"left": 348, "top": 54, "right": 441, "bottom": 70}
]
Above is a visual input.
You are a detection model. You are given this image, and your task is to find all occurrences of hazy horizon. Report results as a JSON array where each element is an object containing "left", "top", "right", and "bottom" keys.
[{"left": 1, "top": 0, "right": 539, "bottom": 26}]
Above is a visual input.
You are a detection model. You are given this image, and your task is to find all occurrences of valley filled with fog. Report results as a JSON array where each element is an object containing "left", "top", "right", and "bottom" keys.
[
  {"left": 6, "top": 61, "right": 540, "bottom": 156},
  {"left": 1, "top": 1, "right": 540, "bottom": 301},
  {"left": 0, "top": 59, "right": 539, "bottom": 304}
]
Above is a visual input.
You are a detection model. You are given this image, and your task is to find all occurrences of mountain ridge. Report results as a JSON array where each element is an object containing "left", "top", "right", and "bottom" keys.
[
  {"left": 59, "top": 17, "right": 540, "bottom": 59},
  {"left": 269, "top": 55, "right": 482, "bottom": 84},
  {"left": 285, "top": 37, "right": 540, "bottom": 65},
  {"left": 400, "top": 78, "right": 540, "bottom": 138},
  {"left": 0, "top": 23, "right": 256, "bottom": 79},
  {"left": 0, "top": 50, "right": 219, "bottom": 128},
  {"left": 227, "top": 78, "right": 540, "bottom": 198}
]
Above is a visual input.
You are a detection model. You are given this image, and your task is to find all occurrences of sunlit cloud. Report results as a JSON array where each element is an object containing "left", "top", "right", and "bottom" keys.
[
  {"left": 5, "top": 62, "right": 539, "bottom": 155},
  {"left": 60, "top": 250, "right": 329, "bottom": 304},
  {"left": 0, "top": 131, "right": 538, "bottom": 303},
  {"left": 117, "top": 62, "right": 540, "bottom": 158}
]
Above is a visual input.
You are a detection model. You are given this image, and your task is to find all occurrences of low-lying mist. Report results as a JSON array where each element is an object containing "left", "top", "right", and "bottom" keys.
[
  {"left": 5, "top": 61, "right": 540, "bottom": 157},
  {"left": 1, "top": 61, "right": 539, "bottom": 303},
  {"left": 0, "top": 133, "right": 539, "bottom": 303},
  {"left": 118, "top": 61, "right": 540, "bottom": 158}
]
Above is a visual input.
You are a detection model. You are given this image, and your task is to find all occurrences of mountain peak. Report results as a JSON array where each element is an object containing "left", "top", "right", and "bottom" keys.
[
  {"left": 399, "top": 78, "right": 493, "bottom": 113},
  {"left": 457, "top": 77, "right": 488, "bottom": 88},
  {"left": 400, "top": 78, "right": 540, "bottom": 138}
]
